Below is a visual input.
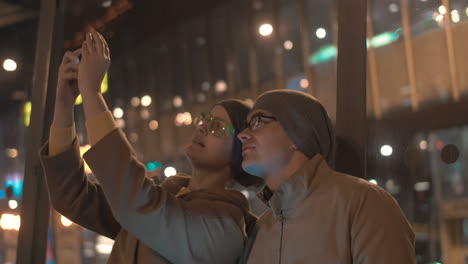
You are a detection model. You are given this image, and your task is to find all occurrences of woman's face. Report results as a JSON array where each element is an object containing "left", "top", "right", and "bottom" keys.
[{"left": 184, "top": 105, "right": 234, "bottom": 170}]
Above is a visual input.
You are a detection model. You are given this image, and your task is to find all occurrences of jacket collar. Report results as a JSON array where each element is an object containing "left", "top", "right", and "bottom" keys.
[{"left": 257, "top": 154, "right": 332, "bottom": 219}]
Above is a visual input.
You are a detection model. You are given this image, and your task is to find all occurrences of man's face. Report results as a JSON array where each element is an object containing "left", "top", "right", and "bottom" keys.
[{"left": 237, "top": 109, "right": 294, "bottom": 178}]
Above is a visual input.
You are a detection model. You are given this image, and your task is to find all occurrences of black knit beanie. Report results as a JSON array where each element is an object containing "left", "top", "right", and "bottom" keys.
[
  {"left": 215, "top": 99, "right": 264, "bottom": 187},
  {"left": 252, "top": 90, "right": 336, "bottom": 167}
]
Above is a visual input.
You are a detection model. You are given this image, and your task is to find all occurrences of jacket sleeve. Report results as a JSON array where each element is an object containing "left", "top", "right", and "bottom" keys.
[
  {"left": 83, "top": 128, "right": 246, "bottom": 264},
  {"left": 351, "top": 185, "right": 416, "bottom": 264},
  {"left": 39, "top": 138, "right": 121, "bottom": 239}
]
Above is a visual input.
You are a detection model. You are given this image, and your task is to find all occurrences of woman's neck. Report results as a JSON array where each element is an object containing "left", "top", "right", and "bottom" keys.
[{"left": 188, "top": 166, "right": 231, "bottom": 191}]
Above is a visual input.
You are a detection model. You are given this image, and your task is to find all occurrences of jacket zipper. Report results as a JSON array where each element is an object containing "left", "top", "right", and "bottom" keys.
[{"left": 279, "top": 210, "right": 285, "bottom": 264}]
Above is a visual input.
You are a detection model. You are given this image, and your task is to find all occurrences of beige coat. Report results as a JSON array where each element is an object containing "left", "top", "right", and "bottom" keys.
[
  {"left": 246, "top": 154, "right": 416, "bottom": 264},
  {"left": 40, "top": 129, "right": 256, "bottom": 263}
]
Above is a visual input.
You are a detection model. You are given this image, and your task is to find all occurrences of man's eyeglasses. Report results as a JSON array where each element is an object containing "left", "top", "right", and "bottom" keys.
[
  {"left": 246, "top": 114, "right": 277, "bottom": 132},
  {"left": 193, "top": 113, "right": 235, "bottom": 137}
]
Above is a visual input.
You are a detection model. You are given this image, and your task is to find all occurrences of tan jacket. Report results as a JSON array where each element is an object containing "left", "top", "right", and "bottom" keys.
[
  {"left": 40, "top": 129, "right": 256, "bottom": 263},
  {"left": 246, "top": 155, "right": 416, "bottom": 264}
]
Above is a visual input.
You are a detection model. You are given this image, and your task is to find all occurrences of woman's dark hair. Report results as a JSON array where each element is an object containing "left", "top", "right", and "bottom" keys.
[{"left": 215, "top": 99, "right": 264, "bottom": 187}]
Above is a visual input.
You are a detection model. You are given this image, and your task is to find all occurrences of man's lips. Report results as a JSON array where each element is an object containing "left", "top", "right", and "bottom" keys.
[{"left": 242, "top": 145, "right": 255, "bottom": 153}]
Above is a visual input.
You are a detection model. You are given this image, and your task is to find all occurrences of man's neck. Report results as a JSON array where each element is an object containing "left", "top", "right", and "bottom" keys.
[{"left": 265, "top": 153, "right": 309, "bottom": 192}]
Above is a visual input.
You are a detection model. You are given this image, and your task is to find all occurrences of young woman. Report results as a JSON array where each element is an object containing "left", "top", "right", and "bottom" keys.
[{"left": 40, "top": 28, "right": 262, "bottom": 263}]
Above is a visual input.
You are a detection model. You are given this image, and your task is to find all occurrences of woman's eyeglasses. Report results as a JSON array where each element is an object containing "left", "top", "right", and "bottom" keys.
[{"left": 193, "top": 113, "right": 235, "bottom": 137}]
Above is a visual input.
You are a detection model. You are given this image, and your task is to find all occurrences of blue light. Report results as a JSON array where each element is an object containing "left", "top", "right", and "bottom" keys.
[
  {"left": 5, "top": 178, "right": 23, "bottom": 198},
  {"left": 0, "top": 190, "right": 5, "bottom": 199}
]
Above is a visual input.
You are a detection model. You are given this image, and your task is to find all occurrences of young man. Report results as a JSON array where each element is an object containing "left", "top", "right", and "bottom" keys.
[{"left": 238, "top": 90, "right": 416, "bottom": 264}]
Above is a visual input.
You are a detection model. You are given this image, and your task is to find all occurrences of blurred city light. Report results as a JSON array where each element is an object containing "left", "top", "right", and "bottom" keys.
[
  {"left": 173, "top": 96, "right": 183, "bottom": 108},
  {"left": 283, "top": 40, "right": 294, "bottom": 50},
  {"left": 310, "top": 45, "right": 337, "bottom": 65},
  {"left": 310, "top": 31, "right": 399, "bottom": 64},
  {"left": 388, "top": 3, "right": 399, "bottom": 13},
  {"left": 175, "top": 113, "right": 186, "bottom": 127},
  {"left": 131, "top": 97, "right": 140, "bottom": 107},
  {"left": 0, "top": 214, "right": 20, "bottom": 231},
  {"left": 244, "top": 98, "right": 254, "bottom": 106},
  {"left": 451, "top": 10, "right": 460, "bottom": 23},
  {"left": 370, "top": 31, "right": 399, "bottom": 48},
  {"left": 61, "top": 215, "right": 73, "bottom": 227},
  {"left": 149, "top": 120, "right": 159, "bottom": 131},
  {"left": 436, "top": 140, "right": 444, "bottom": 150},
  {"left": 140, "top": 109, "right": 150, "bottom": 120},
  {"left": 141, "top": 95, "right": 152, "bottom": 107},
  {"left": 385, "top": 179, "right": 401, "bottom": 195},
  {"left": 113, "top": 107, "right": 124, "bottom": 119},
  {"left": 183, "top": 112, "right": 192, "bottom": 126},
  {"left": 259, "top": 23, "right": 273, "bottom": 36},
  {"left": 8, "top": 200, "right": 18, "bottom": 210},
  {"left": 300, "top": 79, "right": 309, "bottom": 89},
  {"left": 196, "top": 93, "right": 206, "bottom": 103},
  {"left": 5, "top": 148, "right": 18, "bottom": 159},
  {"left": 439, "top": 5, "right": 447, "bottom": 15},
  {"left": 116, "top": 119, "right": 125, "bottom": 128},
  {"left": 164, "top": 167, "right": 177, "bottom": 177},
  {"left": 146, "top": 161, "right": 162, "bottom": 172},
  {"left": 435, "top": 14, "right": 444, "bottom": 25},
  {"left": 369, "top": 179, "right": 378, "bottom": 185},
  {"left": 79, "top": 144, "right": 92, "bottom": 174},
  {"left": 5, "top": 176, "right": 23, "bottom": 198},
  {"left": 419, "top": 140, "right": 428, "bottom": 150},
  {"left": 316, "top": 28, "right": 327, "bottom": 39},
  {"left": 380, "top": 145, "right": 393, "bottom": 156},
  {"left": 196, "top": 36, "right": 206, "bottom": 46},
  {"left": 129, "top": 132, "right": 138, "bottom": 143},
  {"left": 215, "top": 80, "right": 228, "bottom": 93},
  {"left": 102, "top": 0, "right": 112, "bottom": 8},
  {"left": 201, "top": 81, "right": 210, "bottom": 91},
  {"left": 414, "top": 181, "right": 431, "bottom": 192},
  {"left": 3, "top": 59, "right": 17, "bottom": 72},
  {"left": 96, "top": 235, "right": 114, "bottom": 254}
]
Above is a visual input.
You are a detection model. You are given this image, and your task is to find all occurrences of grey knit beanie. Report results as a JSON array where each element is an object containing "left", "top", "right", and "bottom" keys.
[{"left": 252, "top": 90, "right": 336, "bottom": 167}]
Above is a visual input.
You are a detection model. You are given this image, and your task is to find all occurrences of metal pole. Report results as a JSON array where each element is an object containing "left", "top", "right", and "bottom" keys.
[
  {"left": 335, "top": 0, "right": 367, "bottom": 178},
  {"left": 298, "top": 0, "right": 314, "bottom": 96},
  {"left": 441, "top": 0, "right": 460, "bottom": 102},
  {"left": 366, "top": 1, "right": 383, "bottom": 120},
  {"left": 247, "top": 9, "right": 259, "bottom": 98},
  {"left": 17, "top": 0, "right": 65, "bottom": 262},
  {"left": 400, "top": 0, "right": 420, "bottom": 111},
  {"left": 272, "top": 0, "right": 284, "bottom": 91}
]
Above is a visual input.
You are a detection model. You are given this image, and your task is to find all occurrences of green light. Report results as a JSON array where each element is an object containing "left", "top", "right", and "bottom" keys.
[
  {"left": 370, "top": 30, "right": 400, "bottom": 48},
  {"left": 309, "top": 45, "right": 337, "bottom": 65},
  {"left": 101, "top": 72, "right": 109, "bottom": 94},
  {"left": 75, "top": 94, "right": 83, "bottom": 105},
  {"left": 24, "top": 101, "right": 31, "bottom": 127},
  {"left": 146, "top": 161, "right": 162, "bottom": 172},
  {"left": 308, "top": 30, "right": 400, "bottom": 66}
]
